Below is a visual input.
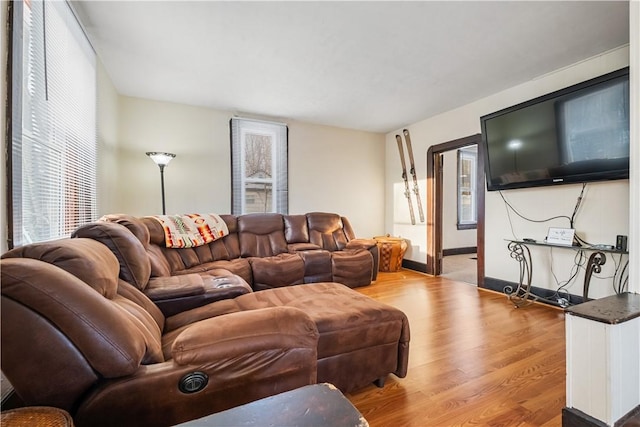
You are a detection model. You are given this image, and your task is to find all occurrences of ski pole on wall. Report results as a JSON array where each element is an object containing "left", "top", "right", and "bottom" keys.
[
  {"left": 396, "top": 134, "right": 416, "bottom": 225},
  {"left": 403, "top": 129, "right": 425, "bottom": 223}
]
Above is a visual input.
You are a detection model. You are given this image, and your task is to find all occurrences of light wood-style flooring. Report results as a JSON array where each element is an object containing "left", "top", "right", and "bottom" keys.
[{"left": 346, "top": 269, "right": 566, "bottom": 427}]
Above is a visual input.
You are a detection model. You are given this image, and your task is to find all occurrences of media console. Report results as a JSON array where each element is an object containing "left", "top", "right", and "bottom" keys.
[{"left": 505, "top": 239, "right": 629, "bottom": 308}]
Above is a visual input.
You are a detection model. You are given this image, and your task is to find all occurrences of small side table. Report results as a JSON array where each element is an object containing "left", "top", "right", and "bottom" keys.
[
  {"left": 374, "top": 235, "right": 408, "bottom": 272},
  {"left": 1, "top": 406, "right": 75, "bottom": 426}
]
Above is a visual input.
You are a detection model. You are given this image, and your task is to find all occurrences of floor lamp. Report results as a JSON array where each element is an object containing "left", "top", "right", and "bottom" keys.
[{"left": 146, "top": 152, "right": 176, "bottom": 215}]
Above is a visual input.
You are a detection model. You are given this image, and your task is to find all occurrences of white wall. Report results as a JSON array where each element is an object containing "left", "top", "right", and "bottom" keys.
[
  {"left": 110, "top": 96, "right": 386, "bottom": 238},
  {"left": 442, "top": 150, "right": 477, "bottom": 250},
  {"left": 386, "top": 46, "right": 630, "bottom": 299}
]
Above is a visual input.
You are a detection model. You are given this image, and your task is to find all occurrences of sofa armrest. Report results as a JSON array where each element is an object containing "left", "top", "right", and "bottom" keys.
[
  {"left": 287, "top": 242, "right": 322, "bottom": 252},
  {"left": 171, "top": 307, "right": 319, "bottom": 365},
  {"left": 346, "top": 239, "right": 380, "bottom": 281},
  {"left": 75, "top": 318, "right": 319, "bottom": 427},
  {"left": 346, "top": 238, "right": 377, "bottom": 250},
  {"left": 145, "top": 275, "right": 205, "bottom": 300}
]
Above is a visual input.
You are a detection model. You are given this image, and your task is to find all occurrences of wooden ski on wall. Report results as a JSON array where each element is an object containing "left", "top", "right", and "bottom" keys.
[
  {"left": 403, "top": 129, "right": 425, "bottom": 223},
  {"left": 396, "top": 134, "right": 415, "bottom": 225},
  {"left": 396, "top": 130, "right": 424, "bottom": 225}
]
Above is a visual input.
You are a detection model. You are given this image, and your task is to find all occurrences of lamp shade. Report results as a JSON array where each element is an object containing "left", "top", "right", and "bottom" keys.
[{"left": 146, "top": 152, "right": 176, "bottom": 167}]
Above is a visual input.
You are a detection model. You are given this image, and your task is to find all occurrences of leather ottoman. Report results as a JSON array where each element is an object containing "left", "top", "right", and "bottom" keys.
[{"left": 229, "top": 282, "right": 410, "bottom": 392}]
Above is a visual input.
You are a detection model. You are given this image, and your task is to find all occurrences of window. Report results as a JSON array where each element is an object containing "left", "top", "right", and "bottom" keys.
[
  {"left": 230, "top": 118, "right": 288, "bottom": 214},
  {"left": 457, "top": 146, "right": 477, "bottom": 230},
  {"left": 9, "top": 0, "right": 97, "bottom": 248}
]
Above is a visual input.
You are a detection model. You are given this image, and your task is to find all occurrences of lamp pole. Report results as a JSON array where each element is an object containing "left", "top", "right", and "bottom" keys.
[
  {"left": 146, "top": 152, "right": 176, "bottom": 215},
  {"left": 159, "top": 163, "right": 167, "bottom": 215}
]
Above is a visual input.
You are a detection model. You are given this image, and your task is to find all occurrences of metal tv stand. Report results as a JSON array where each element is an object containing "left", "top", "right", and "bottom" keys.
[{"left": 505, "top": 239, "right": 628, "bottom": 308}]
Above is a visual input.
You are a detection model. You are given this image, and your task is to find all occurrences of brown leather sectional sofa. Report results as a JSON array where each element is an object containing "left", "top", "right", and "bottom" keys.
[
  {"left": 73, "top": 212, "right": 379, "bottom": 316},
  {"left": 1, "top": 217, "right": 409, "bottom": 427}
]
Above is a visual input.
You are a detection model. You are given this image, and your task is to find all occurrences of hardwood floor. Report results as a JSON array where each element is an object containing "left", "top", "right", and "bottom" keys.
[{"left": 347, "top": 269, "right": 566, "bottom": 427}]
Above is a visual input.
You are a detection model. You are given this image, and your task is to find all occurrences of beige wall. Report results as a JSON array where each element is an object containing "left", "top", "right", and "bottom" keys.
[
  {"left": 386, "top": 46, "right": 631, "bottom": 299},
  {"left": 115, "top": 96, "right": 233, "bottom": 216},
  {"left": 107, "top": 96, "right": 385, "bottom": 238},
  {"left": 287, "top": 120, "right": 385, "bottom": 237}
]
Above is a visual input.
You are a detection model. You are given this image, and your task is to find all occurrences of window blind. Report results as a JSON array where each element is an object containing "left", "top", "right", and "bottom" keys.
[{"left": 10, "top": 0, "right": 97, "bottom": 247}]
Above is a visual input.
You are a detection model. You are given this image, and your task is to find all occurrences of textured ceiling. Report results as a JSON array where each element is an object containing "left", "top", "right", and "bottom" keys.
[{"left": 72, "top": 1, "right": 629, "bottom": 133}]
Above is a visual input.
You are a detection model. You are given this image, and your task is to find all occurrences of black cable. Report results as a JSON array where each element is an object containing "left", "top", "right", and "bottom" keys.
[
  {"left": 499, "top": 191, "right": 572, "bottom": 225},
  {"left": 569, "top": 183, "right": 587, "bottom": 228},
  {"left": 610, "top": 253, "right": 623, "bottom": 294},
  {"left": 570, "top": 184, "right": 596, "bottom": 246},
  {"left": 498, "top": 183, "right": 625, "bottom": 306},
  {"left": 550, "top": 248, "right": 585, "bottom": 304},
  {"left": 499, "top": 185, "right": 595, "bottom": 247},
  {"left": 502, "top": 197, "right": 518, "bottom": 240},
  {"left": 616, "top": 258, "right": 629, "bottom": 294}
]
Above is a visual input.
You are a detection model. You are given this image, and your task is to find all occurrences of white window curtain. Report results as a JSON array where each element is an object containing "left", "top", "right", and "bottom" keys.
[
  {"left": 10, "top": 0, "right": 97, "bottom": 247},
  {"left": 230, "top": 118, "right": 288, "bottom": 215}
]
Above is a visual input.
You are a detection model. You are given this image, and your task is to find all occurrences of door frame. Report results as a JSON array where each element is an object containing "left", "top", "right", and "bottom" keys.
[{"left": 426, "top": 134, "right": 485, "bottom": 286}]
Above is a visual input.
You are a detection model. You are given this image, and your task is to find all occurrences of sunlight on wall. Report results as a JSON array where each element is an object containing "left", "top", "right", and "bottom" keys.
[{"left": 392, "top": 180, "right": 427, "bottom": 264}]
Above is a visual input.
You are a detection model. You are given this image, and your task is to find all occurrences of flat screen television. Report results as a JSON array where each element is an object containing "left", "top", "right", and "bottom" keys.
[{"left": 480, "top": 67, "right": 630, "bottom": 191}]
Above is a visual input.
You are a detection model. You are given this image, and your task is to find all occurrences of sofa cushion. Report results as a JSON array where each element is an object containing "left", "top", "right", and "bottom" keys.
[
  {"left": 116, "top": 279, "right": 165, "bottom": 331},
  {"left": 331, "top": 250, "right": 374, "bottom": 288},
  {"left": 1, "top": 240, "right": 165, "bottom": 365},
  {"left": 176, "top": 258, "right": 253, "bottom": 285},
  {"left": 98, "top": 215, "right": 174, "bottom": 279},
  {"left": 298, "top": 250, "right": 333, "bottom": 283},
  {"left": 307, "top": 212, "right": 349, "bottom": 251},
  {"left": 2, "top": 238, "right": 121, "bottom": 298},
  {"left": 232, "top": 283, "right": 409, "bottom": 361},
  {"left": 284, "top": 214, "right": 309, "bottom": 243},
  {"left": 142, "top": 214, "right": 243, "bottom": 277},
  {"left": 168, "top": 307, "right": 318, "bottom": 365},
  {"left": 141, "top": 216, "right": 166, "bottom": 246},
  {"left": 147, "top": 245, "right": 172, "bottom": 277},
  {"left": 1, "top": 257, "right": 155, "bottom": 375},
  {"left": 249, "top": 253, "right": 305, "bottom": 290},
  {"left": 100, "top": 214, "right": 152, "bottom": 246},
  {"left": 287, "top": 242, "right": 322, "bottom": 252},
  {"left": 146, "top": 274, "right": 207, "bottom": 300},
  {"left": 238, "top": 213, "right": 288, "bottom": 257},
  {"left": 72, "top": 221, "right": 152, "bottom": 290}
]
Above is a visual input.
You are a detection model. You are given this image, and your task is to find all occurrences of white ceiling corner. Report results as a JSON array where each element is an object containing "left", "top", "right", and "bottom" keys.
[{"left": 72, "top": 1, "right": 630, "bottom": 134}]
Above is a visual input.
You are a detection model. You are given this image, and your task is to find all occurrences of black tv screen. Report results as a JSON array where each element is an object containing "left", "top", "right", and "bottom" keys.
[{"left": 481, "top": 67, "right": 630, "bottom": 191}]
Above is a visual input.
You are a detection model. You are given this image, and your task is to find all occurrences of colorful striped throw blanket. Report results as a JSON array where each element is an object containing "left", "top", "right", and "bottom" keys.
[{"left": 150, "top": 213, "right": 229, "bottom": 248}]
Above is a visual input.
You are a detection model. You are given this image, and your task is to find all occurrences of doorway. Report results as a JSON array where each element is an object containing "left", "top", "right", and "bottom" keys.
[{"left": 426, "top": 134, "right": 485, "bottom": 287}]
